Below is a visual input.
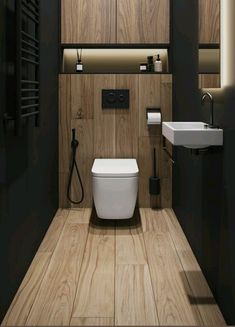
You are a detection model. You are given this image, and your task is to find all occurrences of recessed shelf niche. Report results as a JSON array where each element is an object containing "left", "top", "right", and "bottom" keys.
[{"left": 62, "top": 48, "right": 169, "bottom": 74}]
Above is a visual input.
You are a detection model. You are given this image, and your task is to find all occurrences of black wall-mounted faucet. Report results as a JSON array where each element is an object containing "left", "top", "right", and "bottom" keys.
[{"left": 201, "top": 91, "right": 215, "bottom": 128}]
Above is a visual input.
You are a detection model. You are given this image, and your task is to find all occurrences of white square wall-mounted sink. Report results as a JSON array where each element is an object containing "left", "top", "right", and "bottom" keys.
[{"left": 162, "top": 122, "right": 223, "bottom": 149}]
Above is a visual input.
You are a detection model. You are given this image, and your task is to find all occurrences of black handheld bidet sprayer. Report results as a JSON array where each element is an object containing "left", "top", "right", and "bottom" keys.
[{"left": 67, "top": 128, "right": 84, "bottom": 204}]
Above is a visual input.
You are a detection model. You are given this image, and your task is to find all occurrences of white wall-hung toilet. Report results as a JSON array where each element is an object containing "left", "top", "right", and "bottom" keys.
[{"left": 92, "top": 159, "right": 139, "bottom": 220}]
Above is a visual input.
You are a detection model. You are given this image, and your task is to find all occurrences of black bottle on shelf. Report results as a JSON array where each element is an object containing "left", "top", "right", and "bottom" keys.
[{"left": 147, "top": 56, "right": 154, "bottom": 72}]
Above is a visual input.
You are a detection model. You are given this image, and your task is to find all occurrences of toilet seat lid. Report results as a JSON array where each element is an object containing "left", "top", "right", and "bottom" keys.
[{"left": 92, "top": 159, "right": 139, "bottom": 177}]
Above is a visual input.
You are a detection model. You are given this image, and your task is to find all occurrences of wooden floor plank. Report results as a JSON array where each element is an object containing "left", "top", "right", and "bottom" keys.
[
  {"left": 67, "top": 208, "right": 91, "bottom": 224},
  {"left": 115, "top": 264, "right": 159, "bottom": 326},
  {"left": 26, "top": 213, "right": 89, "bottom": 326},
  {"left": 144, "top": 231, "right": 203, "bottom": 326},
  {"left": 2, "top": 207, "right": 225, "bottom": 326},
  {"left": 116, "top": 223, "right": 147, "bottom": 265},
  {"left": 38, "top": 209, "right": 70, "bottom": 253},
  {"left": 70, "top": 317, "right": 114, "bottom": 326},
  {"left": 2, "top": 252, "right": 51, "bottom": 326},
  {"left": 71, "top": 225, "right": 115, "bottom": 318},
  {"left": 164, "top": 209, "right": 226, "bottom": 326},
  {"left": 140, "top": 208, "right": 169, "bottom": 233}
]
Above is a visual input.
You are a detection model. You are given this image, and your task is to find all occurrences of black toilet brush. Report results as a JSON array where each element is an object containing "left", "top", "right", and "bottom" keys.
[{"left": 149, "top": 148, "right": 160, "bottom": 195}]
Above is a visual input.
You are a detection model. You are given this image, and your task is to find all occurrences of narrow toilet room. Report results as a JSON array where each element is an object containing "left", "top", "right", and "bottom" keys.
[{"left": 1, "top": 0, "right": 235, "bottom": 326}]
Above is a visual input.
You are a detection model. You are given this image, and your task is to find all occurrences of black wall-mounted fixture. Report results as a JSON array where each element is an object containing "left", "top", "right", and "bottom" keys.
[
  {"left": 4, "top": 0, "right": 40, "bottom": 135},
  {"left": 102, "top": 89, "right": 129, "bottom": 109},
  {"left": 149, "top": 148, "right": 160, "bottom": 196}
]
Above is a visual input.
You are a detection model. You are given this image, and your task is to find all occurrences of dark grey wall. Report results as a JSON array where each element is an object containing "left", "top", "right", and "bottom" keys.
[
  {"left": 172, "top": 0, "right": 235, "bottom": 324},
  {"left": 0, "top": 0, "right": 59, "bottom": 320}
]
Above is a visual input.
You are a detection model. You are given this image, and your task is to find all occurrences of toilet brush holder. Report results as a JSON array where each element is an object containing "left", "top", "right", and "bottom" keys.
[
  {"left": 149, "top": 148, "right": 160, "bottom": 195},
  {"left": 149, "top": 176, "right": 160, "bottom": 195}
]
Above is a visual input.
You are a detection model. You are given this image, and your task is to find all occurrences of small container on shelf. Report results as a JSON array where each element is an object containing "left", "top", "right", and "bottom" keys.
[
  {"left": 76, "top": 49, "right": 83, "bottom": 73},
  {"left": 154, "top": 54, "right": 163, "bottom": 72},
  {"left": 139, "top": 62, "right": 148, "bottom": 73},
  {"left": 147, "top": 56, "right": 154, "bottom": 72}
]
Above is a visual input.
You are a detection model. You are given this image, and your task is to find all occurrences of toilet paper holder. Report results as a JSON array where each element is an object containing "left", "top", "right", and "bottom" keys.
[
  {"left": 146, "top": 108, "right": 161, "bottom": 124},
  {"left": 146, "top": 107, "right": 161, "bottom": 117}
]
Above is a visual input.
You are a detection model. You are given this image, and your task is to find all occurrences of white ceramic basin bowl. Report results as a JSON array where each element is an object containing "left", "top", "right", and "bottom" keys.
[{"left": 162, "top": 122, "right": 223, "bottom": 149}]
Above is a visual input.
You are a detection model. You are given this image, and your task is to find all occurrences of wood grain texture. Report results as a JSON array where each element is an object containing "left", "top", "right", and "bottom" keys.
[
  {"left": 71, "top": 119, "right": 94, "bottom": 208},
  {"left": 59, "top": 75, "right": 71, "bottom": 173},
  {"left": 2, "top": 252, "right": 51, "bottom": 326},
  {"left": 115, "top": 265, "right": 159, "bottom": 326},
  {"left": 140, "top": 208, "right": 169, "bottom": 233},
  {"left": 160, "top": 74, "right": 173, "bottom": 207},
  {"left": 72, "top": 225, "right": 115, "bottom": 318},
  {"left": 199, "top": 0, "right": 220, "bottom": 44},
  {"left": 159, "top": 76, "right": 173, "bottom": 208},
  {"left": 70, "top": 317, "right": 114, "bottom": 326},
  {"left": 159, "top": 175, "right": 172, "bottom": 208},
  {"left": 59, "top": 74, "right": 71, "bottom": 208},
  {"left": 71, "top": 75, "right": 94, "bottom": 119},
  {"left": 144, "top": 231, "right": 203, "bottom": 325},
  {"left": 117, "top": 0, "right": 170, "bottom": 43},
  {"left": 164, "top": 209, "right": 226, "bottom": 326},
  {"left": 139, "top": 75, "right": 161, "bottom": 137},
  {"left": 115, "top": 75, "right": 139, "bottom": 158},
  {"left": 67, "top": 208, "right": 92, "bottom": 224},
  {"left": 2, "top": 208, "right": 226, "bottom": 326},
  {"left": 94, "top": 75, "right": 116, "bottom": 158},
  {"left": 61, "top": 0, "right": 116, "bottom": 43},
  {"left": 38, "top": 209, "right": 70, "bottom": 253},
  {"left": 59, "top": 74, "right": 172, "bottom": 209},
  {"left": 26, "top": 218, "right": 89, "bottom": 326},
  {"left": 138, "top": 136, "right": 161, "bottom": 208},
  {"left": 59, "top": 172, "right": 70, "bottom": 208},
  {"left": 116, "top": 223, "right": 147, "bottom": 265},
  {"left": 199, "top": 74, "right": 220, "bottom": 89}
]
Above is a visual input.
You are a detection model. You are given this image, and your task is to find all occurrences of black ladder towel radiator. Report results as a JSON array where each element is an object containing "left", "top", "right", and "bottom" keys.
[{"left": 5, "top": 0, "right": 40, "bottom": 135}]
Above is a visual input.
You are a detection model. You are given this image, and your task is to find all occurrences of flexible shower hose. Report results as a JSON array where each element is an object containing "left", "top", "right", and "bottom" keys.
[{"left": 67, "top": 128, "right": 84, "bottom": 204}]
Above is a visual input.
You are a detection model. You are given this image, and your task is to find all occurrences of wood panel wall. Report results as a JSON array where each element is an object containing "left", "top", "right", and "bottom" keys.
[
  {"left": 61, "top": 0, "right": 116, "bottom": 44},
  {"left": 199, "top": 74, "right": 220, "bottom": 88},
  {"left": 117, "top": 0, "right": 170, "bottom": 43},
  {"left": 61, "top": 0, "right": 170, "bottom": 44},
  {"left": 59, "top": 74, "right": 172, "bottom": 209},
  {"left": 199, "top": 0, "right": 220, "bottom": 44}
]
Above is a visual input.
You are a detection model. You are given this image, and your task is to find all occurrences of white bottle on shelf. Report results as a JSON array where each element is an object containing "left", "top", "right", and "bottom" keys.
[{"left": 154, "top": 54, "right": 162, "bottom": 73}]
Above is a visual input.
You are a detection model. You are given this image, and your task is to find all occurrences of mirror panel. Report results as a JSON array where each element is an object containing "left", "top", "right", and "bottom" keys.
[
  {"left": 199, "top": 0, "right": 220, "bottom": 44},
  {"left": 199, "top": 0, "right": 220, "bottom": 88}
]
